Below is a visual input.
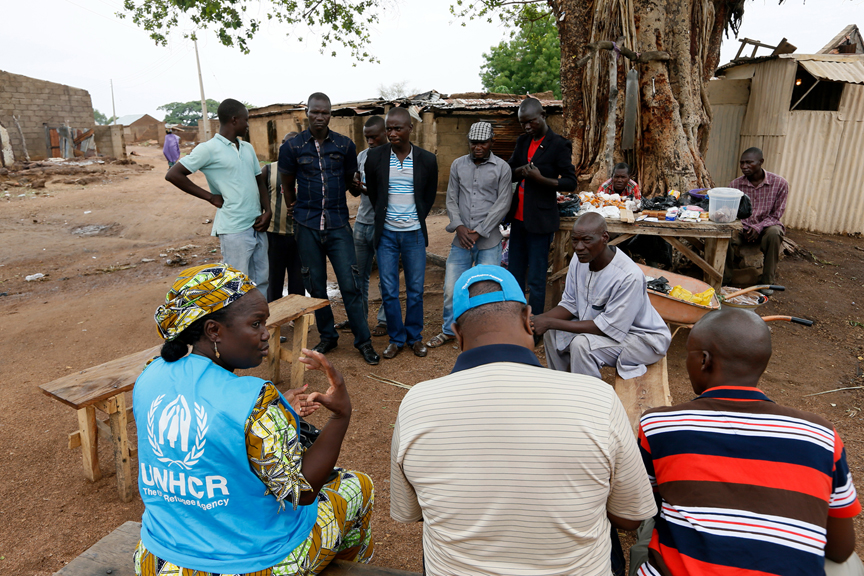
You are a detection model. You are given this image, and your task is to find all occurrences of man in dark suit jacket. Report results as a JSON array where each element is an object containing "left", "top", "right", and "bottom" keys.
[
  {"left": 506, "top": 97, "right": 577, "bottom": 317},
  {"left": 366, "top": 107, "right": 439, "bottom": 359}
]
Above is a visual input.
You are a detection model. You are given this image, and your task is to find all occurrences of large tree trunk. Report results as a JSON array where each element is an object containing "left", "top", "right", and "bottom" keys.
[{"left": 555, "top": 0, "right": 739, "bottom": 196}]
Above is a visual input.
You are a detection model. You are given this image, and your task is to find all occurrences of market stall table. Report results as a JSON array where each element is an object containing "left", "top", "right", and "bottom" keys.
[{"left": 549, "top": 216, "right": 742, "bottom": 303}]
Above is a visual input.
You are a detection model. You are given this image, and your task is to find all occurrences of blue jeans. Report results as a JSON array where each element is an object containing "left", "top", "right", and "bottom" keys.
[
  {"left": 295, "top": 224, "right": 371, "bottom": 348},
  {"left": 377, "top": 228, "right": 426, "bottom": 346},
  {"left": 219, "top": 227, "right": 269, "bottom": 297},
  {"left": 507, "top": 219, "right": 553, "bottom": 315},
  {"left": 353, "top": 222, "right": 387, "bottom": 326},
  {"left": 441, "top": 242, "right": 503, "bottom": 335}
]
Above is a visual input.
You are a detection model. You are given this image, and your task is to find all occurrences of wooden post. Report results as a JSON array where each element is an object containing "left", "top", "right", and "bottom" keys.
[
  {"left": 614, "top": 356, "right": 671, "bottom": 435},
  {"left": 268, "top": 326, "right": 282, "bottom": 385},
  {"left": 291, "top": 314, "right": 314, "bottom": 387},
  {"left": 105, "top": 395, "right": 133, "bottom": 502},
  {"left": 549, "top": 229, "right": 571, "bottom": 304},
  {"left": 76, "top": 406, "right": 102, "bottom": 482},
  {"left": 703, "top": 237, "right": 729, "bottom": 290}
]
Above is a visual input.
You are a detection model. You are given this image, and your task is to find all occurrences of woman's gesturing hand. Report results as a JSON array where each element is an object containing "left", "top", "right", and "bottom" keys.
[{"left": 298, "top": 349, "right": 352, "bottom": 420}]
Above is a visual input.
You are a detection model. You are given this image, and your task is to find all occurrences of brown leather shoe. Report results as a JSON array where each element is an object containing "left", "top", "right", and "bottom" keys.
[
  {"left": 382, "top": 343, "right": 402, "bottom": 359},
  {"left": 412, "top": 341, "right": 428, "bottom": 357}
]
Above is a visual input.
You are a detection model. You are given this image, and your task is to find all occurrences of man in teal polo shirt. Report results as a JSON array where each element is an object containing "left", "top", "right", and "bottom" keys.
[{"left": 166, "top": 99, "right": 272, "bottom": 295}]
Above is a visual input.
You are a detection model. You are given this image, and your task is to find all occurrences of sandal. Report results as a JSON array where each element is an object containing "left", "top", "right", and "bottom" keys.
[
  {"left": 426, "top": 332, "right": 456, "bottom": 348},
  {"left": 371, "top": 322, "right": 388, "bottom": 337}
]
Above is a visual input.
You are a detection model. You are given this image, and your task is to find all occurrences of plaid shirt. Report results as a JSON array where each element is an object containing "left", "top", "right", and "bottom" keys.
[
  {"left": 598, "top": 178, "right": 641, "bottom": 200},
  {"left": 730, "top": 170, "right": 788, "bottom": 234}
]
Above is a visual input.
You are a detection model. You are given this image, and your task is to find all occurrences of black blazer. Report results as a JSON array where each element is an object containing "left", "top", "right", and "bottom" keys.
[
  {"left": 506, "top": 128, "right": 577, "bottom": 235},
  {"left": 366, "top": 144, "right": 439, "bottom": 247}
]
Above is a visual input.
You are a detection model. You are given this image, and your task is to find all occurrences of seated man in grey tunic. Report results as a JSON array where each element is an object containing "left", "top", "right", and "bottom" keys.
[{"left": 531, "top": 213, "right": 671, "bottom": 379}]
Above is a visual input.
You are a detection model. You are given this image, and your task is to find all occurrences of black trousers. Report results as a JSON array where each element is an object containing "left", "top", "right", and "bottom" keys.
[{"left": 266, "top": 231, "right": 304, "bottom": 303}]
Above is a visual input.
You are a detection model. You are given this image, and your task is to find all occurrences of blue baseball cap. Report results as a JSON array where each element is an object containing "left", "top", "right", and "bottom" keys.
[{"left": 452, "top": 265, "right": 527, "bottom": 321}]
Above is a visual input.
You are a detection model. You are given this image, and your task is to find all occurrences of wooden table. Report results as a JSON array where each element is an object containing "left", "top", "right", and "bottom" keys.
[
  {"left": 550, "top": 217, "right": 741, "bottom": 302},
  {"left": 39, "top": 294, "right": 329, "bottom": 501}
]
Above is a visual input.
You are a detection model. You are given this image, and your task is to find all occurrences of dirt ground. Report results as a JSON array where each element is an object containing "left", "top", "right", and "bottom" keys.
[{"left": 1, "top": 144, "right": 863, "bottom": 575}]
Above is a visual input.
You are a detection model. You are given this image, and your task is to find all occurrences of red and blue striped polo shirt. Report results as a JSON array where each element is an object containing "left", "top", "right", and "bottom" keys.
[{"left": 637, "top": 386, "right": 861, "bottom": 576}]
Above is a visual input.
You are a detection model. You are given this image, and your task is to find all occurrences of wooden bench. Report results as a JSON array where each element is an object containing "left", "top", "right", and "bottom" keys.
[
  {"left": 54, "top": 521, "right": 421, "bottom": 576},
  {"left": 264, "top": 294, "right": 329, "bottom": 386},
  {"left": 614, "top": 356, "right": 672, "bottom": 435},
  {"left": 40, "top": 294, "right": 329, "bottom": 502}
]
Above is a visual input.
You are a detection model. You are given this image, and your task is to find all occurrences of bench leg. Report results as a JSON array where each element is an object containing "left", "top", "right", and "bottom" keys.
[
  {"left": 77, "top": 406, "right": 102, "bottom": 482},
  {"left": 268, "top": 326, "right": 282, "bottom": 385},
  {"left": 614, "top": 356, "right": 671, "bottom": 436},
  {"left": 106, "top": 394, "right": 133, "bottom": 502},
  {"left": 291, "top": 313, "right": 314, "bottom": 388}
]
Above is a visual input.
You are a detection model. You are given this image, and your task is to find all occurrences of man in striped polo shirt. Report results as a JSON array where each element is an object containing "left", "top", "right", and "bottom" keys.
[
  {"left": 391, "top": 265, "right": 656, "bottom": 576},
  {"left": 634, "top": 308, "right": 862, "bottom": 576},
  {"left": 366, "top": 107, "right": 438, "bottom": 359}
]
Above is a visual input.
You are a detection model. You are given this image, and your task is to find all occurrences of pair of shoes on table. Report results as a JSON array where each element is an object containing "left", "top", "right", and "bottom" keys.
[
  {"left": 371, "top": 322, "right": 388, "bottom": 337},
  {"left": 383, "top": 343, "right": 402, "bottom": 359},
  {"left": 426, "top": 333, "right": 455, "bottom": 348},
  {"left": 359, "top": 342, "right": 379, "bottom": 365},
  {"left": 312, "top": 339, "right": 338, "bottom": 354},
  {"left": 334, "top": 320, "right": 352, "bottom": 331},
  {"left": 412, "top": 341, "right": 427, "bottom": 357}
]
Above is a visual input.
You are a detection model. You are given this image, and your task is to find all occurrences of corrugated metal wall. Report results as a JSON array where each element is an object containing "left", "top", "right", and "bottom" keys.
[
  {"left": 706, "top": 105, "right": 747, "bottom": 186},
  {"left": 740, "top": 59, "right": 796, "bottom": 137}
]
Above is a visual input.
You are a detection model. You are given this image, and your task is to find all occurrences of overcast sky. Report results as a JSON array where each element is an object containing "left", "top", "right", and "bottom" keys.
[{"left": 1, "top": 0, "right": 861, "bottom": 121}]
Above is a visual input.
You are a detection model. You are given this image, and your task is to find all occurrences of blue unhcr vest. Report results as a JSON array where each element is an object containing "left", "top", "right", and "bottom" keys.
[{"left": 132, "top": 354, "right": 318, "bottom": 573}]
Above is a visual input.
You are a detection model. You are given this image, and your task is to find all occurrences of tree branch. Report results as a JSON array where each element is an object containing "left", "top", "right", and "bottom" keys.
[{"left": 573, "top": 40, "right": 671, "bottom": 68}]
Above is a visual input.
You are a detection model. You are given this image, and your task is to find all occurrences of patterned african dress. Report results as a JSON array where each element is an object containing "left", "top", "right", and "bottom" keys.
[{"left": 134, "top": 383, "right": 375, "bottom": 576}]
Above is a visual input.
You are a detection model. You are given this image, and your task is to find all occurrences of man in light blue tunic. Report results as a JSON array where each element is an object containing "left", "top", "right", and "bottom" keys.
[{"left": 532, "top": 213, "right": 671, "bottom": 379}]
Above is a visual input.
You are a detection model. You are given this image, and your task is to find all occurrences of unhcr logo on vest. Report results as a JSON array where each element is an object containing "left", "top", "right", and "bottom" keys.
[{"left": 147, "top": 394, "right": 208, "bottom": 470}]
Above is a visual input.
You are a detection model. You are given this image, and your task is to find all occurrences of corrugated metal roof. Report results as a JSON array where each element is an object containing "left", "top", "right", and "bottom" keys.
[
  {"left": 740, "top": 59, "right": 796, "bottom": 137},
  {"left": 798, "top": 58, "right": 864, "bottom": 85}
]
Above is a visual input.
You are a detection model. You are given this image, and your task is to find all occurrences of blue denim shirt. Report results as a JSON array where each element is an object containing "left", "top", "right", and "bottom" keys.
[{"left": 277, "top": 129, "right": 358, "bottom": 230}]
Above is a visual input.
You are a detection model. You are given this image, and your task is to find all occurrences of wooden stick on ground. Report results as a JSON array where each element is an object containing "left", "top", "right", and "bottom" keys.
[
  {"left": 366, "top": 374, "right": 412, "bottom": 390},
  {"left": 804, "top": 387, "right": 864, "bottom": 397}
]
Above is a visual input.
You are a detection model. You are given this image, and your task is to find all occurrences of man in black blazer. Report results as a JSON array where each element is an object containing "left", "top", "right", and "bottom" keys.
[
  {"left": 506, "top": 97, "right": 577, "bottom": 316},
  {"left": 366, "top": 107, "right": 439, "bottom": 359}
]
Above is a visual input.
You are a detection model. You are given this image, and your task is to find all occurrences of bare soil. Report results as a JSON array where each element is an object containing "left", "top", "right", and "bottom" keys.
[{"left": 1, "top": 145, "right": 863, "bottom": 575}]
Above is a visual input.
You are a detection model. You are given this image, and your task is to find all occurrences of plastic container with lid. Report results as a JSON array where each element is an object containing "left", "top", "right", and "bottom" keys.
[{"left": 707, "top": 187, "right": 744, "bottom": 223}]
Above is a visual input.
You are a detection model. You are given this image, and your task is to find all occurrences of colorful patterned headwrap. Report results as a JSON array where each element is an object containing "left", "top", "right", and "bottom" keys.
[{"left": 155, "top": 263, "right": 256, "bottom": 341}]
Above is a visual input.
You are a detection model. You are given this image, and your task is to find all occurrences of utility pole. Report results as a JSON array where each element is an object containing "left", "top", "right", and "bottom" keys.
[
  {"left": 194, "top": 39, "right": 210, "bottom": 141},
  {"left": 110, "top": 79, "right": 117, "bottom": 125}
]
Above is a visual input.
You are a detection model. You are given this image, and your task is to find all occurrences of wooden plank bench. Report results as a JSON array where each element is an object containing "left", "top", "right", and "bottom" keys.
[
  {"left": 613, "top": 356, "right": 672, "bottom": 435},
  {"left": 39, "top": 294, "right": 329, "bottom": 502},
  {"left": 54, "top": 521, "right": 421, "bottom": 576}
]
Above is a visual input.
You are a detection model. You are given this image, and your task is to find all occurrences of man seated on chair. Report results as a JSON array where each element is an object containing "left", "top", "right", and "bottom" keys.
[
  {"left": 532, "top": 212, "right": 671, "bottom": 379},
  {"left": 632, "top": 308, "right": 862, "bottom": 576}
]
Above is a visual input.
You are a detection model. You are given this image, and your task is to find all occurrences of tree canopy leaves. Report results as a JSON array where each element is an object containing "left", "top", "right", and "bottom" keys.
[
  {"left": 119, "top": 0, "right": 381, "bottom": 62},
  {"left": 158, "top": 99, "right": 220, "bottom": 125},
  {"left": 93, "top": 109, "right": 117, "bottom": 125},
  {"left": 480, "top": 12, "right": 561, "bottom": 98}
]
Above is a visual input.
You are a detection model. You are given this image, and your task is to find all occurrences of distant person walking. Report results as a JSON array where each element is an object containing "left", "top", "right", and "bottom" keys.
[
  {"left": 263, "top": 131, "right": 304, "bottom": 303},
  {"left": 163, "top": 128, "right": 181, "bottom": 169},
  {"left": 166, "top": 99, "right": 272, "bottom": 296}
]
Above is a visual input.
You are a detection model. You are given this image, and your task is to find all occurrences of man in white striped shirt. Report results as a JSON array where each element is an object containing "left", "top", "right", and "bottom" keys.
[
  {"left": 391, "top": 265, "right": 656, "bottom": 576},
  {"left": 366, "top": 107, "right": 439, "bottom": 359}
]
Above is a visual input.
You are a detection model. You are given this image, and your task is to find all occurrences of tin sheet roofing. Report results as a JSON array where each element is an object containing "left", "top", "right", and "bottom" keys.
[{"left": 797, "top": 57, "right": 864, "bottom": 85}]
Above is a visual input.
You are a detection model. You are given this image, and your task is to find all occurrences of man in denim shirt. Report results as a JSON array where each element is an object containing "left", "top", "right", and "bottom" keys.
[{"left": 278, "top": 92, "right": 380, "bottom": 365}]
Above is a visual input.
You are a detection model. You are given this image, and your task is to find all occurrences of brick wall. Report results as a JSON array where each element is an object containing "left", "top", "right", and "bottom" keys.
[
  {"left": 93, "top": 125, "right": 126, "bottom": 159},
  {"left": 0, "top": 70, "right": 95, "bottom": 161}
]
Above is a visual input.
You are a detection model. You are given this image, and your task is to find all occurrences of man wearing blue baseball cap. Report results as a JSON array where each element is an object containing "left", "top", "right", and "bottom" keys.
[{"left": 390, "top": 265, "right": 656, "bottom": 576}]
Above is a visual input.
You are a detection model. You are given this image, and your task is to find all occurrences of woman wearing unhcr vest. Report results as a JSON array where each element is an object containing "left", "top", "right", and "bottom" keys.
[{"left": 132, "top": 264, "right": 374, "bottom": 575}]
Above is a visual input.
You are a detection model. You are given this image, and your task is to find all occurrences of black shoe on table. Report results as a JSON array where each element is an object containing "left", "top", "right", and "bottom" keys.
[
  {"left": 359, "top": 342, "right": 380, "bottom": 365},
  {"left": 312, "top": 339, "right": 338, "bottom": 354}
]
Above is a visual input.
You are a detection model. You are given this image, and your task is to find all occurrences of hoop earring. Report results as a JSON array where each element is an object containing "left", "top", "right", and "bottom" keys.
[{"left": 214, "top": 342, "right": 220, "bottom": 359}]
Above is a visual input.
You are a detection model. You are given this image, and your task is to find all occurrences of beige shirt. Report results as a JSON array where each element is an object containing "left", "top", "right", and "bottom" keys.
[{"left": 390, "top": 345, "right": 656, "bottom": 576}]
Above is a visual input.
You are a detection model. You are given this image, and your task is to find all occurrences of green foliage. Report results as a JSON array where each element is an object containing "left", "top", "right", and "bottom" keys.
[
  {"left": 94, "top": 109, "right": 117, "bottom": 125},
  {"left": 158, "top": 99, "right": 220, "bottom": 126},
  {"left": 480, "top": 11, "right": 561, "bottom": 98},
  {"left": 119, "top": 0, "right": 380, "bottom": 62}
]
